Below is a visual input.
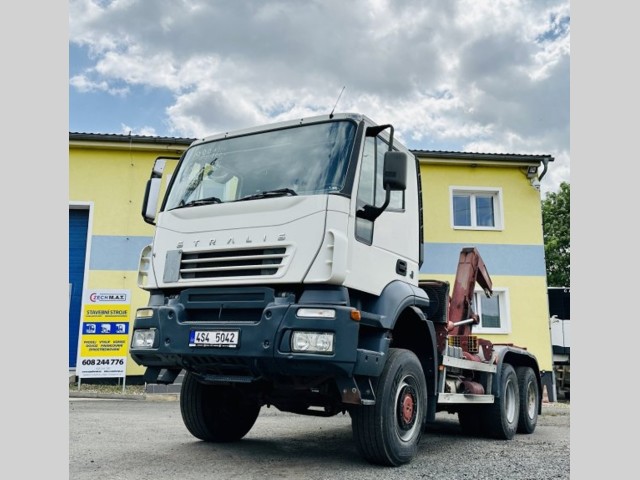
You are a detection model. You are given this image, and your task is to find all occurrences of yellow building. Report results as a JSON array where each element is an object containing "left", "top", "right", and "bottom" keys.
[
  {"left": 416, "top": 151, "right": 555, "bottom": 397},
  {"left": 69, "top": 133, "right": 191, "bottom": 382},
  {"left": 69, "top": 133, "right": 556, "bottom": 398}
]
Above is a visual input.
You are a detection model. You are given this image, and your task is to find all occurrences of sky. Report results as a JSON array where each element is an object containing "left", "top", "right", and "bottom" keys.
[{"left": 69, "top": 0, "right": 570, "bottom": 197}]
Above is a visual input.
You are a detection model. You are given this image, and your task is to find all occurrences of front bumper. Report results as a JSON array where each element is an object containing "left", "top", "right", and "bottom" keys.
[{"left": 130, "top": 286, "right": 377, "bottom": 382}]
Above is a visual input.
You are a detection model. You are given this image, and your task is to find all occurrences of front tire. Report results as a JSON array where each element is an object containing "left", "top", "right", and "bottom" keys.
[
  {"left": 481, "top": 362, "right": 519, "bottom": 439},
  {"left": 351, "top": 348, "right": 427, "bottom": 466},
  {"left": 516, "top": 366, "right": 539, "bottom": 434},
  {"left": 180, "top": 371, "right": 261, "bottom": 442}
]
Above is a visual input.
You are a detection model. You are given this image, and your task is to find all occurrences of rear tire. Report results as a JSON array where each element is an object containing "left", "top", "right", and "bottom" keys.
[
  {"left": 481, "top": 363, "right": 519, "bottom": 439},
  {"left": 351, "top": 348, "right": 427, "bottom": 466},
  {"left": 180, "top": 371, "right": 260, "bottom": 442},
  {"left": 516, "top": 366, "right": 539, "bottom": 434}
]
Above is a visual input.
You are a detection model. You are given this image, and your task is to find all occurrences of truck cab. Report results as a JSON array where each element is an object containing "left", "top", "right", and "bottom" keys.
[
  {"left": 138, "top": 113, "right": 422, "bottom": 293},
  {"left": 132, "top": 113, "right": 425, "bottom": 389}
]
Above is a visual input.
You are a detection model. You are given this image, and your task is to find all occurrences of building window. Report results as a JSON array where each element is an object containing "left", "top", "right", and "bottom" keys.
[
  {"left": 471, "top": 288, "right": 510, "bottom": 334},
  {"left": 450, "top": 187, "right": 503, "bottom": 230}
]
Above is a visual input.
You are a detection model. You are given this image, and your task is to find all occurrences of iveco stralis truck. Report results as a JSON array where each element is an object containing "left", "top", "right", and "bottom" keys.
[{"left": 130, "top": 113, "right": 542, "bottom": 466}]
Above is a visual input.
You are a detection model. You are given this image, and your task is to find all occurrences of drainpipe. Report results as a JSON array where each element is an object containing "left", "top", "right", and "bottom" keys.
[{"left": 538, "top": 157, "right": 550, "bottom": 181}]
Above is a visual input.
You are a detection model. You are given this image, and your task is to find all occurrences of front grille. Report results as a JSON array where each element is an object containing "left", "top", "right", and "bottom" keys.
[
  {"left": 179, "top": 247, "right": 287, "bottom": 279},
  {"left": 179, "top": 287, "right": 275, "bottom": 324}
]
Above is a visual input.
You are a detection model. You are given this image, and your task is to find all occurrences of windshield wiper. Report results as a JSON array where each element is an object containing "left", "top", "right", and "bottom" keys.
[
  {"left": 173, "top": 196, "right": 223, "bottom": 210},
  {"left": 237, "top": 188, "right": 298, "bottom": 202}
]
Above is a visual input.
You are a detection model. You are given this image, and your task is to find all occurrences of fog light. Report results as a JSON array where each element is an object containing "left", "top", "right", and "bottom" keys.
[
  {"left": 296, "top": 308, "right": 336, "bottom": 319},
  {"left": 131, "top": 329, "right": 157, "bottom": 348},
  {"left": 291, "top": 331, "right": 334, "bottom": 353}
]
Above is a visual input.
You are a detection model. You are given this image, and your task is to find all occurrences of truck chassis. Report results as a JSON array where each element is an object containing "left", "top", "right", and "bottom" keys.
[{"left": 133, "top": 248, "right": 541, "bottom": 466}]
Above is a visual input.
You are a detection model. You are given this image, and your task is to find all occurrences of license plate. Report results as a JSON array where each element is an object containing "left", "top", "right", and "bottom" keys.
[{"left": 189, "top": 330, "right": 240, "bottom": 348}]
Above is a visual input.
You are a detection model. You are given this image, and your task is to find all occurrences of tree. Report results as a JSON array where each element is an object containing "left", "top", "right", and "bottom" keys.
[{"left": 542, "top": 182, "right": 570, "bottom": 287}]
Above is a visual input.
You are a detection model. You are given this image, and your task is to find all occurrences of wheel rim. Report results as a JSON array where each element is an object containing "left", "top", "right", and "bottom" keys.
[
  {"left": 504, "top": 376, "right": 517, "bottom": 423},
  {"left": 526, "top": 381, "right": 537, "bottom": 419},
  {"left": 395, "top": 375, "right": 420, "bottom": 442}
]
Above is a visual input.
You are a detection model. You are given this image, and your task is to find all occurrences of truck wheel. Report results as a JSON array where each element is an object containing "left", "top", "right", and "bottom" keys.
[
  {"left": 516, "top": 366, "right": 539, "bottom": 434},
  {"left": 180, "top": 371, "right": 260, "bottom": 442},
  {"left": 351, "top": 348, "right": 427, "bottom": 466},
  {"left": 481, "top": 362, "right": 519, "bottom": 439}
]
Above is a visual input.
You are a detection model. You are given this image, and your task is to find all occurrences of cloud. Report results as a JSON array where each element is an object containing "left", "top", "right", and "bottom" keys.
[
  {"left": 70, "top": 74, "right": 129, "bottom": 96},
  {"left": 69, "top": 0, "right": 570, "bottom": 193}
]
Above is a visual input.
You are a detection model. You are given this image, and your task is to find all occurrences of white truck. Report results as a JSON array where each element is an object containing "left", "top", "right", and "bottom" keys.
[{"left": 130, "top": 113, "right": 542, "bottom": 466}]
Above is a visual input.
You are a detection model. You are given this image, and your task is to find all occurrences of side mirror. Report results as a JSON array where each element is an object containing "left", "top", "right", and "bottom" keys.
[
  {"left": 383, "top": 151, "right": 407, "bottom": 191},
  {"left": 142, "top": 178, "right": 162, "bottom": 224},
  {"left": 142, "top": 158, "right": 168, "bottom": 225}
]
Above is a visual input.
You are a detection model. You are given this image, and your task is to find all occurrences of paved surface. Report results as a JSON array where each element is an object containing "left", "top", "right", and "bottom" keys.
[{"left": 69, "top": 395, "right": 570, "bottom": 479}]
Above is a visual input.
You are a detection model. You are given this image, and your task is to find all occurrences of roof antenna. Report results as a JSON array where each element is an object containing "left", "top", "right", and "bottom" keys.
[{"left": 329, "top": 86, "right": 345, "bottom": 119}]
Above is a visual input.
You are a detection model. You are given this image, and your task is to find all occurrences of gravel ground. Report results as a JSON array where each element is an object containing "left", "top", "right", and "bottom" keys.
[{"left": 69, "top": 396, "right": 570, "bottom": 479}]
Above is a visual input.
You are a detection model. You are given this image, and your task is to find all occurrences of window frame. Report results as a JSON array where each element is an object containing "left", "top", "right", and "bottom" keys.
[
  {"left": 449, "top": 186, "right": 504, "bottom": 231},
  {"left": 471, "top": 287, "right": 511, "bottom": 334},
  {"left": 355, "top": 134, "right": 405, "bottom": 244}
]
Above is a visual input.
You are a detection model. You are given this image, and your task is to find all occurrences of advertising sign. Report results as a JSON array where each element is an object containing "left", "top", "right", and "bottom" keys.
[{"left": 76, "top": 289, "right": 131, "bottom": 379}]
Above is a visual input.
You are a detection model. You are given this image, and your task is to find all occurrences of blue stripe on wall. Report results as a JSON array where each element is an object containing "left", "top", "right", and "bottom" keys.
[
  {"left": 89, "top": 236, "right": 546, "bottom": 277},
  {"left": 420, "top": 243, "right": 546, "bottom": 276},
  {"left": 90, "top": 236, "right": 153, "bottom": 271}
]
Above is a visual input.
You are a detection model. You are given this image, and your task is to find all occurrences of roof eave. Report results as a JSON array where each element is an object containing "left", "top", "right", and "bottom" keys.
[{"left": 413, "top": 150, "right": 554, "bottom": 167}]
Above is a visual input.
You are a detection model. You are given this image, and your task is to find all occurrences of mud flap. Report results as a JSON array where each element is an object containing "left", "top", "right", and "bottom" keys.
[{"left": 336, "top": 376, "right": 376, "bottom": 405}]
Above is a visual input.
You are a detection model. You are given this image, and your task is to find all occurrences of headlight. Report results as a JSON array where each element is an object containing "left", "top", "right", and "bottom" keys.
[
  {"left": 131, "top": 329, "right": 157, "bottom": 348},
  {"left": 291, "top": 331, "right": 334, "bottom": 354}
]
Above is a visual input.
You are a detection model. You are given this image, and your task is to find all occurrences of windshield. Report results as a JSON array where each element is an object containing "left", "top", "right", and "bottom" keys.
[{"left": 164, "top": 120, "right": 357, "bottom": 211}]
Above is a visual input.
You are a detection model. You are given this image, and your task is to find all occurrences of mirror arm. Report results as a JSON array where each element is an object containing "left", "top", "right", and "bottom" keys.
[{"left": 356, "top": 188, "right": 390, "bottom": 222}]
